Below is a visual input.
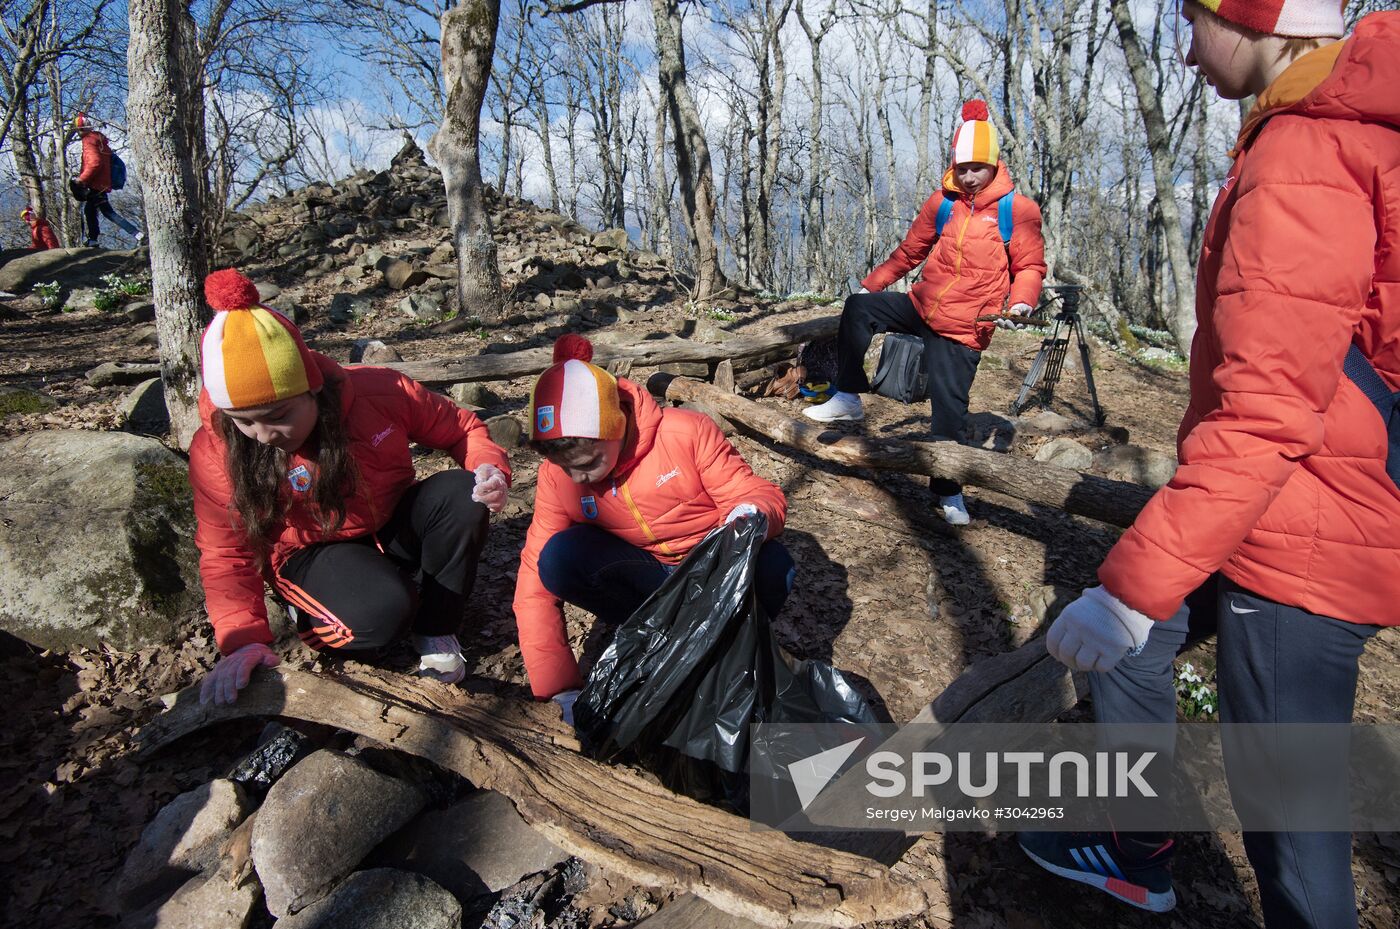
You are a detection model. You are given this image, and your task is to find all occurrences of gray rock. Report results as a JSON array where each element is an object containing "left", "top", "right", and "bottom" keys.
[
  {"left": 1033, "top": 437, "right": 1093, "bottom": 471},
  {"left": 383, "top": 259, "right": 429, "bottom": 291},
  {"left": 0, "top": 386, "right": 58, "bottom": 417},
  {"left": 423, "top": 264, "right": 456, "bottom": 280},
  {"left": 398, "top": 292, "right": 445, "bottom": 321},
  {"left": 359, "top": 247, "right": 387, "bottom": 270},
  {"left": 118, "top": 779, "right": 252, "bottom": 909},
  {"left": 591, "top": 228, "right": 630, "bottom": 252},
  {"left": 448, "top": 383, "right": 501, "bottom": 409},
  {"left": 118, "top": 869, "right": 262, "bottom": 929},
  {"left": 252, "top": 750, "right": 428, "bottom": 917},
  {"left": 1017, "top": 409, "right": 1076, "bottom": 435},
  {"left": 277, "top": 243, "right": 300, "bottom": 257},
  {"left": 275, "top": 869, "right": 460, "bottom": 929},
  {"left": 552, "top": 296, "right": 582, "bottom": 315},
  {"left": 350, "top": 340, "right": 403, "bottom": 365},
  {"left": 119, "top": 378, "right": 170, "bottom": 436},
  {"left": 328, "top": 293, "right": 374, "bottom": 323},
  {"left": 88, "top": 361, "right": 162, "bottom": 388},
  {"left": 372, "top": 790, "right": 569, "bottom": 898},
  {"left": 128, "top": 324, "right": 160, "bottom": 347},
  {"left": 124, "top": 300, "right": 156, "bottom": 323},
  {"left": 429, "top": 244, "right": 455, "bottom": 265},
  {"left": 0, "top": 431, "right": 201, "bottom": 651},
  {"left": 255, "top": 282, "right": 281, "bottom": 302},
  {"left": 967, "top": 412, "right": 1017, "bottom": 452},
  {"left": 66, "top": 286, "right": 100, "bottom": 310},
  {"left": 0, "top": 247, "right": 133, "bottom": 294},
  {"left": 1098, "top": 444, "right": 1178, "bottom": 489},
  {"left": 533, "top": 292, "right": 553, "bottom": 309},
  {"left": 232, "top": 226, "right": 260, "bottom": 256},
  {"left": 485, "top": 415, "right": 524, "bottom": 449}
]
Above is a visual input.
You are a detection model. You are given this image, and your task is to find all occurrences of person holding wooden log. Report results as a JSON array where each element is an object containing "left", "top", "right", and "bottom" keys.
[
  {"left": 803, "top": 100, "right": 1046, "bottom": 526},
  {"left": 1028, "top": 4, "right": 1400, "bottom": 924},
  {"left": 514, "top": 335, "right": 793, "bottom": 721},
  {"left": 190, "top": 269, "right": 511, "bottom": 705}
]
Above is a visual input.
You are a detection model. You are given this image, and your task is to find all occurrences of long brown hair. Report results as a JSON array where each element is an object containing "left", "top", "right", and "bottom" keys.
[{"left": 214, "top": 378, "right": 358, "bottom": 553}]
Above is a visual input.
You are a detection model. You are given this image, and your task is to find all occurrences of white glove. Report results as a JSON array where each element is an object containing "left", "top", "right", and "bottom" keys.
[
  {"left": 553, "top": 689, "right": 581, "bottom": 727},
  {"left": 1046, "top": 585, "right": 1157, "bottom": 673},
  {"left": 200, "top": 643, "right": 280, "bottom": 706},
  {"left": 725, "top": 503, "right": 759, "bottom": 524},
  {"left": 1007, "top": 302, "right": 1034, "bottom": 316},
  {"left": 471, "top": 463, "right": 508, "bottom": 513}
]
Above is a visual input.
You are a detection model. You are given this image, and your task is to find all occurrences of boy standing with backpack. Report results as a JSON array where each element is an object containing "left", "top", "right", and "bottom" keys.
[
  {"left": 70, "top": 114, "right": 142, "bottom": 248},
  {"left": 1027, "top": 4, "right": 1399, "bottom": 924},
  {"left": 804, "top": 100, "right": 1045, "bottom": 525}
]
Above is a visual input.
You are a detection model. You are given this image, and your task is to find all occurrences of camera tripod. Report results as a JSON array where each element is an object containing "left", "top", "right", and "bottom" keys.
[{"left": 1009, "top": 284, "right": 1106, "bottom": 426}]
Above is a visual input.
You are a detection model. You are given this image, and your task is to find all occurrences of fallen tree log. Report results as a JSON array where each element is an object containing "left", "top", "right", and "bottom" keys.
[
  {"left": 659, "top": 376, "right": 1153, "bottom": 528},
  {"left": 137, "top": 666, "right": 943, "bottom": 928},
  {"left": 371, "top": 316, "right": 837, "bottom": 387}
]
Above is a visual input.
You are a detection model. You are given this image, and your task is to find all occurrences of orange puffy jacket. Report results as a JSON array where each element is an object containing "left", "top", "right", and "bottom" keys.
[
  {"left": 76, "top": 131, "right": 112, "bottom": 193},
  {"left": 24, "top": 213, "right": 60, "bottom": 250},
  {"left": 513, "top": 378, "right": 787, "bottom": 698},
  {"left": 1100, "top": 13, "right": 1400, "bottom": 625},
  {"left": 862, "top": 161, "right": 1046, "bottom": 351},
  {"left": 190, "top": 354, "right": 510, "bottom": 654}
]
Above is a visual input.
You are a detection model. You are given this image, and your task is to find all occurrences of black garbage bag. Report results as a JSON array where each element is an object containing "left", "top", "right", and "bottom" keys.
[{"left": 573, "top": 514, "right": 879, "bottom": 809}]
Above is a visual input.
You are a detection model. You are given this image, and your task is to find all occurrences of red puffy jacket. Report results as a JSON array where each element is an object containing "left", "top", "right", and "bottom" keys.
[
  {"left": 513, "top": 378, "right": 787, "bottom": 698},
  {"left": 862, "top": 161, "right": 1046, "bottom": 351},
  {"left": 1100, "top": 13, "right": 1400, "bottom": 625},
  {"left": 24, "top": 213, "right": 60, "bottom": 250},
  {"left": 190, "top": 354, "right": 510, "bottom": 654},
  {"left": 76, "top": 131, "right": 112, "bottom": 193}
]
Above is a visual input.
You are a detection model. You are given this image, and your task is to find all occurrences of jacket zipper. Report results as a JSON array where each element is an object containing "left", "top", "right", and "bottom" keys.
[{"left": 618, "top": 480, "right": 676, "bottom": 558}]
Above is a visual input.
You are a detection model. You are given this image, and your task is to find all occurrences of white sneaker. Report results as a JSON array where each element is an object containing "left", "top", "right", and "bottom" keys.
[
  {"left": 802, "top": 391, "right": 864, "bottom": 422},
  {"left": 413, "top": 633, "right": 466, "bottom": 684},
  {"left": 939, "top": 494, "right": 971, "bottom": 526},
  {"left": 134, "top": 231, "right": 145, "bottom": 245}
]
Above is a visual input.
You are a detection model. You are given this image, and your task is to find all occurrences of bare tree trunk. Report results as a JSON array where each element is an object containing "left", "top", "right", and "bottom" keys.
[
  {"left": 651, "top": 0, "right": 730, "bottom": 298},
  {"left": 9, "top": 96, "right": 46, "bottom": 218},
  {"left": 430, "top": 0, "right": 506, "bottom": 324},
  {"left": 127, "top": 0, "right": 211, "bottom": 450},
  {"left": 795, "top": 0, "right": 834, "bottom": 293},
  {"left": 913, "top": 0, "right": 937, "bottom": 195},
  {"left": 650, "top": 99, "right": 673, "bottom": 259},
  {"left": 1110, "top": 0, "right": 1196, "bottom": 355},
  {"left": 533, "top": 88, "right": 561, "bottom": 213}
]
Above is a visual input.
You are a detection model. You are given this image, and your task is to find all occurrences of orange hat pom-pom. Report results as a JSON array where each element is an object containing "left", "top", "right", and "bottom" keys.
[
  {"left": 961, "top": 100, "right": 989, "bottom": 122},
  {"left": 553, "top": 333, "right": 595, "bottom": 363},
  {"left": 204, "top": 268, "right": 262, "bottom": 312}
]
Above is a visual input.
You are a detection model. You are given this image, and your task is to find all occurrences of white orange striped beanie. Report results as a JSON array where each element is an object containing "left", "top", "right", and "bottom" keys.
[
  {"left": 1197, "top": 0, "right": 1343, "bottom": 38},
  {"left": 200, "top": 268, "right": 322, "bottom": 410},
  {"left": 530, "top": 335, "right": 625, "bottom": 442},
  {"left": 951, "top": 100, "right": 999, "bottom": 167}
]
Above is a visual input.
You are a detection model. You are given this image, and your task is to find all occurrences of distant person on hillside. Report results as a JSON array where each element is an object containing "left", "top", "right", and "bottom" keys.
[
  {"left": 189, "top": 268, "right": 511, "bottom": 705},
  {"left": 21, "top": 207, "right": 60, "bottom": 251},
  {"left": 69, "top": 114, "right": 142, "bottom": 248},
  {"left": 1024, "top": 3, "right": 1400, "bottom": 925},
  {"left": 803, "top": 99, "right": 1046, "bottom": 526},
  {"left": 514, "top": 335, "right": 793, "bottom": 724}
]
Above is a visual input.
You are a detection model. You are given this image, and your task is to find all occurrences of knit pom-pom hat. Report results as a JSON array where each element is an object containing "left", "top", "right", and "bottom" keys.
[
  {"left": 529, "top": 335, "right": 626, "bottom": 442},
  {"left": 1196, "top": 0, "right": 1344, "bottom": 38},
  {"left": 951, "top": 99, "right": 1000, "bottom": 167},
  {"left": 200, "top": 268, "right": 322, "bottom": 410}
]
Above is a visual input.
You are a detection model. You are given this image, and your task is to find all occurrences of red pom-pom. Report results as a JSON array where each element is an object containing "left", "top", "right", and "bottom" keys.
[
  {"left": 961, "top": 100, "right": 989, "bottom": 122},
  {"left": 553, "top": 334, "right": 594, "bottom": 363},
  {"left": 204, "top": 268, "right": 261, "bottom": 312}
]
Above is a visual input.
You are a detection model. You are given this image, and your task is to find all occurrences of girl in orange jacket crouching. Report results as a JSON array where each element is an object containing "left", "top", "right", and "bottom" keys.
[
  {"left": 190, "top": 269, "right": 510, "bottom": 705},
  {"left": 513, "top": 335, "right": 793, "bottom": 719}
]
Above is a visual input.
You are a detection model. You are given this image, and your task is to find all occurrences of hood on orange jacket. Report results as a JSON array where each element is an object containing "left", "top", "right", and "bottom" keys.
[
  {"left": 1099, "top": 12, "right": 1400, "bottom": 624},
  {"left": 190, "top": 353, "right": 510, "bottom": 654},
  {"left": 861, "top": 159, "right": 1046, "bottom": 351},
  {"left": 513, "top": 378, "right": 787, "bottom": 698}
]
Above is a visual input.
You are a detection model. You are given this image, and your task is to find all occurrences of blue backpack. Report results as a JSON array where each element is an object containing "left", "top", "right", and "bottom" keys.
[
  {"left": 934, "top": 190, "right": 1016, "bottom": 244},
  {"left": 1343, "top": 344, "right": 1400, "bottom": 489},
  {"left": 109, "top": 151, "right": 127, "bottom": 190}
]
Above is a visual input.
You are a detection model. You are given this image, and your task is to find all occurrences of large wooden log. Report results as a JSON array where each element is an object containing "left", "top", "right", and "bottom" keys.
[
  {"left": 371, "top": 316, "right": 838, "bottom": 387},
  {"left": 661, "top": 376, "right": 1153, "bottom": 528},
  {"left": 137, "top": 666, "right": 942, "bottom": 928}
]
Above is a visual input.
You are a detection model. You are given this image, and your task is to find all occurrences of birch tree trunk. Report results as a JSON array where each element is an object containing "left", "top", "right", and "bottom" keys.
[
  {"left": 795, "top": 0, "right": 834, "bottom": 293},
  {"left": 127, "top": 0, "right": 211, "bottom": 450},
  {"left": 651, "top": 0, "right": 730, "bottom": 299},
  {"left": 1110, "top": 0, "right": 1196, "bottom": 355},
  {"left": 430, "top": 0, "right": 506, "bottom": 324}
]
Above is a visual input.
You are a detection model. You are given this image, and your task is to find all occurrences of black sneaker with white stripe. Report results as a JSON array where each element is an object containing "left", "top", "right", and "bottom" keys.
[{"left": 1017, "top": 831, "right": 1177, "bottom": 913}]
